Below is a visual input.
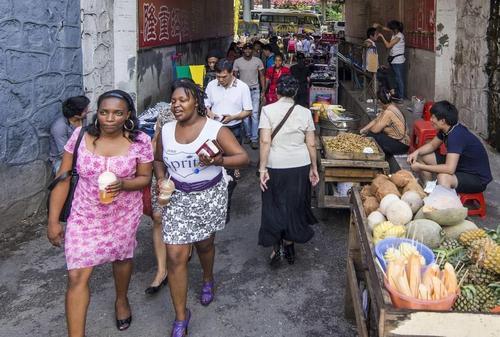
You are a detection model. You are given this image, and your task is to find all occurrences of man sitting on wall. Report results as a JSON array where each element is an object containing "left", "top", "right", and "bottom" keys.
[{"left": 407, "top": 101, "right": 492, "bottom": 193}]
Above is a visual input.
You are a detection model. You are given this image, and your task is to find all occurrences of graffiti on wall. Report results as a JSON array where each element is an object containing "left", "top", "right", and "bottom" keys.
[{"left": 139, "top": 0, "right": 234, "bottom": 49}]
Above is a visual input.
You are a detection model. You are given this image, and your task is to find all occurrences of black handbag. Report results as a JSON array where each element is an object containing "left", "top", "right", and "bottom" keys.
[
  {"left": 47, "top": 126, "right": 86, "bottom": 222},
  {"left": 256, "top": 104, "right": 297, "bottom": 177},
  {"left": 387, "top": 53, "right": 404, "bottom": 64}
]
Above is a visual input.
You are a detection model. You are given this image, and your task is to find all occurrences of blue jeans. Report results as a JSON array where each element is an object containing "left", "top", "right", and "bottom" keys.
[
  {"left": 243, "top": 89, "right": 261, "bottom": 142},
  {"left": 227, "top": 123, "right": 242, "bottom": 144},
  {"left": 391, "top": 63, "right": 405, "bottom": 99}
]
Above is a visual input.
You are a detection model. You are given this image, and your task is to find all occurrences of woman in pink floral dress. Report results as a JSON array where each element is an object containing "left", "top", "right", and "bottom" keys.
[{"left": 47, "top": 90, "right": 153, "bottom": 336}]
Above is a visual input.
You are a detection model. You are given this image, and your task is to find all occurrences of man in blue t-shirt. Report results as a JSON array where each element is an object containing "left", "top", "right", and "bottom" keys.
[{"left": 407, "top": 101, "right": 492, "bottom": 193}]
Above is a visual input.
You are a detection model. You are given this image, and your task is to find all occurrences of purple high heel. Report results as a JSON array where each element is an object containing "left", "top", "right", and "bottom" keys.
[
  {"left": 200, "top": 280, "right": 215, "bottom": 306},
  {"left": 171, "top": 309, "right": 191, "bottom": 337}
]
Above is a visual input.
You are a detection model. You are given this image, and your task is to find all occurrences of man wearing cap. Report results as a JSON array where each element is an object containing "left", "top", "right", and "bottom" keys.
[{"left": 233, "top": 43, "right": 266, "bottom": 149}]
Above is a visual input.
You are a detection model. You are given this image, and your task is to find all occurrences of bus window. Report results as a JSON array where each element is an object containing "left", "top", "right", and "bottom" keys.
[
  {"left": 285, "top": 16, "right": 298, "bottom": 24},
  {"left": 260, "top": 15, "right": 272, "bottom": 23},
  {"left": 275, "top": 15, "right": 285, "bottom": 23}
]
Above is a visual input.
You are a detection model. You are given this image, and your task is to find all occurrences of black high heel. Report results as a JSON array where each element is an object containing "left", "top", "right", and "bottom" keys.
[
  {"left": 116, "top": 315, "right": 132, "bottom": 331},
  {"left": 145, "top": 275, "right": 168, "bottom": 295},
  {"left": 283, "top": 243, "right": 295, "bottom": 265},
  {"left": 269, "top": 243, "right": 282, "bottom": 266}
]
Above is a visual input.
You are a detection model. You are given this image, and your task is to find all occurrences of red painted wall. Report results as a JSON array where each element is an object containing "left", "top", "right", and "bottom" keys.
[
  {"left": 403, "top": 0, "right": 435, "bottom": 51},
  {"left": 139, "top": 0, "right": 234, "bottom": 49}
]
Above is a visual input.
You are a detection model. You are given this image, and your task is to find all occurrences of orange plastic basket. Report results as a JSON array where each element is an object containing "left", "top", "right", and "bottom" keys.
[{"left": 384, "top": 278, "right": 458, "bottom": 311}]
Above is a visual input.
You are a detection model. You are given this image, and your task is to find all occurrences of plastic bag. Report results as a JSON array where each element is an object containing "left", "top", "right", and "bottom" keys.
[{"left": 423, "top": 185, "right": 462, "bottom": 210}]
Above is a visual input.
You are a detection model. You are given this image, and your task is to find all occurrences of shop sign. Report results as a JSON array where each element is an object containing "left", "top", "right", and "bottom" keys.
[{"left": 139, "top": 0, "right": 234, "bottom": 49}]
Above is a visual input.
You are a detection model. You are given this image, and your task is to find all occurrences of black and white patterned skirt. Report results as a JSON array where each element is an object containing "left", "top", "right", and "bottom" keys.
[{"left": 162, "top": 179, "right": 228, "bottom": 244}]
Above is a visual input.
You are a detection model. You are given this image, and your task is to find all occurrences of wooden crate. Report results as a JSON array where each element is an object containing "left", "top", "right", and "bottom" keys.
[
  {"left": 322, "top": 136, "right": 385, "bottom": 161},
  {"left": 316, "top": 158, "right": 389, "bottom": 209},
  {"left": 344, "top": 188, "right": 499, "bottom": 337}
]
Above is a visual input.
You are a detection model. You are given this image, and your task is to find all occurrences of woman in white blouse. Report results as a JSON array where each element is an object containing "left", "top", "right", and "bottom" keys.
[
  {"left": 376, "top": 20, "right": 405, "bottom": 100},
  {"left": 258, "top": 75, "right": 319, "bottom": 266}
]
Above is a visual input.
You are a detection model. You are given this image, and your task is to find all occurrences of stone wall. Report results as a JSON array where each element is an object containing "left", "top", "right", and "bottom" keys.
[
  {"left": 81, "top": 0, "right": 113, "bottom": 113},
  {"left": 487, "top": 0, "right": 499, "bottom": 148},
  {"left": 451, "top": 0, "right": 490, "bottom": 138},
  {"left": 0, "top": 0, "right": 84, "bottom": 231}
]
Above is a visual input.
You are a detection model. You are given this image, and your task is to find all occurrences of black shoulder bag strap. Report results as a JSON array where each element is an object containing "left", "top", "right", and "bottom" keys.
[
  {"left": 271, "top": 103, "right": 297, "bottom": 140},
  {"left": 48, "top": 127, "right": 86, "bottom": 191},
  {"left": 256, "top": 104, "right": 296, "bottom": 177}
]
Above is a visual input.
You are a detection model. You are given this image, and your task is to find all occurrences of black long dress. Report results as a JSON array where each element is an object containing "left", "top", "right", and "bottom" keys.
[{"left": 258, "top": 165, "right": 317, "bottom": 247}]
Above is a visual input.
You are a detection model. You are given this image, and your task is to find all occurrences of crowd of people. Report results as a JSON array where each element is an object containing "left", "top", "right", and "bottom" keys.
[
  {"left": 47, "top": 34, "right": 321, "bottom": 336},
  {"left": 46, "top": 24, "right": 492, "bottom": 337}
]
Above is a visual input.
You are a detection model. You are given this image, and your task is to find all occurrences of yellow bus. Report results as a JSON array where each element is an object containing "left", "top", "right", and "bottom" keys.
[{"left": 255, "top": 9, "right": 321, "bottom": 35}]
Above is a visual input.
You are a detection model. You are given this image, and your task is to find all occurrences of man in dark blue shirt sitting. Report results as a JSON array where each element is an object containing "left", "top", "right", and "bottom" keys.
[{"left": 407, "top": 101, "right": 492, "bottom": 193}]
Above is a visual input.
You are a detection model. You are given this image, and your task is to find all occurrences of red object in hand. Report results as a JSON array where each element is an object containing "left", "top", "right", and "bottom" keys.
[{"left": 196, "top": 139, "right": 223, "bottom": 158}]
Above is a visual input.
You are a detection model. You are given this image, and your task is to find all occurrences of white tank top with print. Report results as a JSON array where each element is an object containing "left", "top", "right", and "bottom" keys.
[{"left": 162, "top": 118, "right": 223, "bottom": 183}]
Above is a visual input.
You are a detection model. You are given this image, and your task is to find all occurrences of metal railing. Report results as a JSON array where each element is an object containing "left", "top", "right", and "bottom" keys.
[{"left": 337, "top": 40, "right": 378, "bottom": 115}]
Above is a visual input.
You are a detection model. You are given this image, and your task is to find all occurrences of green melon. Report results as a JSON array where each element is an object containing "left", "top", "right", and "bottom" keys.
[
  {"left": 423, "top": 207, "right": 468, "bottom": 226},
  {"left": 414, "top": 207, "right": 425, "bottom": 220},
  {"left": 442, "top": 220, "right": 478, "bottom": 240},
  {"left": 405, "top": 219, "right": 442, "bottom": 249}
]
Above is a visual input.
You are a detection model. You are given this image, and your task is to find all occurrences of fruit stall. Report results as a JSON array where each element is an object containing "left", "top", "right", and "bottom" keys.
[
  {"left": 345, "top": 171, "right": 500, "bottom": 337},
  {"left": 316, "top": 131, "right": 389, "bottom": 209}
]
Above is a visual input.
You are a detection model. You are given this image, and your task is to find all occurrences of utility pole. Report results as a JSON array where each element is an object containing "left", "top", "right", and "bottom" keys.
[
  {"left": 321, "top": 0, "right": 327, "bottom": 24},
  {"left": 243, "top": 0, "right": 251, "bottom": 21}
]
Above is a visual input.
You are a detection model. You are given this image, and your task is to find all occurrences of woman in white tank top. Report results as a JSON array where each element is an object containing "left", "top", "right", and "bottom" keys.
[
  {"left": 375, "top": 20, "right": 406, "bottom": 99},
  {"left": 153, "top": 79, "right": 249, "bottom": 337}
]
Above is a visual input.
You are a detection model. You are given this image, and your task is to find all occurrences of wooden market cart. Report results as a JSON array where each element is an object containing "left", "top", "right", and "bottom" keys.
[
  {"left": 345, "top": 187, "right": 500, "bottom": 337},
  {"left": 316, "top": 136, "right": 389, "bottom": 209}
]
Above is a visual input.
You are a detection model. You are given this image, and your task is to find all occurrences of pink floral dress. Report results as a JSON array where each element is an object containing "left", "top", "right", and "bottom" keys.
[{"left": 63, "top": 127, "right": 154, "bottom": 270}]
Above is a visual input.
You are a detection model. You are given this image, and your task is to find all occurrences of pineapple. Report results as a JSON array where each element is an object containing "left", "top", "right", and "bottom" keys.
[
  {"left": 468, "top": 237, "right": 497, "bottom": 262},
  {"left": 483, "top": 244, "right": 500, "bottom": 274},
  {"left": 453, "top": 285, "right": 480, "bottom": 312},
  {"left": 439, "top": 238, "right": 463, "bottom": 250},
  {"left": 476, "top": 285, "right": 497, "bottom": 312},
  {"left": 459, "top": 229, "right": 487, "bottom": 247},
  {"left": 466, "top": 265, "right": 498, "bottom": 286}
]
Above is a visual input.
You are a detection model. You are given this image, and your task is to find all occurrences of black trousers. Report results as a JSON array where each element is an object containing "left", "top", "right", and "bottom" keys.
[{"left": 367, "top": 132, "right": 409, "bottom": 156}]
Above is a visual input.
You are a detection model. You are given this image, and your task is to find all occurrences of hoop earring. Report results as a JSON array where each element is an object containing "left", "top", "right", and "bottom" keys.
[{"left": 124, "top": 119, "right": 135, "bottom": 131}]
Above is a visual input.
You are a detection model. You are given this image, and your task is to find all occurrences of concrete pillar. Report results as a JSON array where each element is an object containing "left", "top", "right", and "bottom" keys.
[
  {"left": 113, "top": 0, "right": 138, "bottom": 103},
  {"left": 243, "top": 0, "right": 251, "bottom": 22},
  {"left": 81, "top": 0, "right": 138, "bottom": 112},
  {"left": 434, "top": 0, "right": 457, "bottom": 101}
]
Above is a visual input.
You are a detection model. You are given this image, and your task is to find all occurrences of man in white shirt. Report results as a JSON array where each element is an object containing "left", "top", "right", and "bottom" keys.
[
  {"left": 205, "top": 58, "right": 252, "bottom": 222},
  {"left": 233, "top": 43, "right": 266, "bottom": 149},
  {"left": 205, "top": 59, "right": 253, "bottom": 143}
]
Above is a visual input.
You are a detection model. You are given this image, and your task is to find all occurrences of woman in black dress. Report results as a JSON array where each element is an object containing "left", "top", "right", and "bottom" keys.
[{"left": 258, "top": 75, "right": 319, "bottom": 266}]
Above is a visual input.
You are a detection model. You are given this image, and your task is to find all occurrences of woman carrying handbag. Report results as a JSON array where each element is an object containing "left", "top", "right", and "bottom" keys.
[
  {"left": 47, "top": 90, "right": 153, "bottom": 336},
  {"left": 258, "top": 75, "right": 319, "bottom": 266}
]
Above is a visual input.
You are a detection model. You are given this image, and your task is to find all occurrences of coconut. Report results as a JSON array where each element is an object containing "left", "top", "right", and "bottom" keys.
[
  {"left": 386, "top": 200, "right": 413, "bottom": 227},
  {"left": 379, "top": 193, "right": 400, "bottom": 215},
  {"left": 401, "top": 191, "right": 424, "bottom": 214},
  {"left": 367, "top": 211, "right": 386, "bottom": 231}
]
